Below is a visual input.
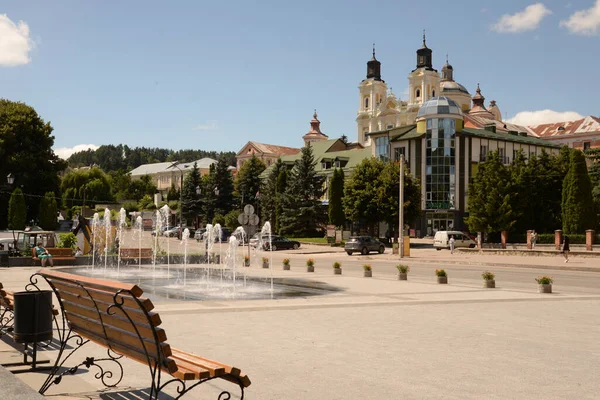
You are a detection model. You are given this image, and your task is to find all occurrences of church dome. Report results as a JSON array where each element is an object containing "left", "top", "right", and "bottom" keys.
[
  {"left": 416, "top": 96, "right": 463, "bottom": 120},
  {"left": 440, "top": 80, "right": 470, "bottom": 95}
]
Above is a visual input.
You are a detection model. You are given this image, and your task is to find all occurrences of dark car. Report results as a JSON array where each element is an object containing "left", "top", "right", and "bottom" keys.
[
  {"left": 344, "top": 236, "right": 385, "bottom": 255},
  {"left": 263, "top": 236, "right": 300, "bottom": 251}
]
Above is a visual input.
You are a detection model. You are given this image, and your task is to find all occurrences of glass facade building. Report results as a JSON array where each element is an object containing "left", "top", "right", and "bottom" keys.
[{"left": 425, "top": 118, "right": 456, "bottom": 210}]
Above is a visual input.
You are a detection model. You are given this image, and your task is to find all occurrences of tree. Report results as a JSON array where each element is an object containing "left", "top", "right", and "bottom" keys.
[
  {"left": 39, "top": 192, "right": 58, "bottom": 230},
  {"left": 224, "top": 209, "right": 241, "bottom": 231},
  {"left": 8, "top": 188, "right": 26, "bottom": 230},
  {"left": 0, "top": 100, "right": 66, "bottom": 228},
  {"left": 213, "top": 156, "right": 235, "bottom": 217},
  {"left": 465, "top": 151, "right": 516, "bottom": 235},
  {"left": 562, "top": 149, "right": 596, "bottom": 234},
  {"left": 260, "top": 158, "right": 284, "bottom": 228},
  {"left": 129, "top": 175, "right": 158, "bottom": 201},
  {"left": 328, "top": 168, "right": 345, "bottom": 227},
  {"left": 61, "top": 167, "right": 112, "bottom": 209},
  {"left": 181, "top": 162, "right": 202, "bottom": 224},
  {"left": 343, "top": 157, "right": 421, "bottom": 236},
  {"left": 275, "top": 167, "right": 288, "bottom": 234},
  {"left": 166, "top": 182, "right": 179, "bottom": 202},
  {"left": 279, "top": 145, "right": 326, "bottom": 236},
  {"left": 235, "top": 155, "right": 266, "bottom": 208}
]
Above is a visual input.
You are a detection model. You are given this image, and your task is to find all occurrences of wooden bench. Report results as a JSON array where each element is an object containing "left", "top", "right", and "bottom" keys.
[
  {"left": 119, "top": 248, "right": 153, "bottom": 261},
  {"left": 31, "top": 248, "right": 75, "bottom": 264},
  {"left": 34, "top": 269, "right": 250, "bottom": 398}
]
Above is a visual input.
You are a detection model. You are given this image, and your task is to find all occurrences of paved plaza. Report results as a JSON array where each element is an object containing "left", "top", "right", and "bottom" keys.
[{"left": 2, "top": 242, "right": 600, "bottom": 399}]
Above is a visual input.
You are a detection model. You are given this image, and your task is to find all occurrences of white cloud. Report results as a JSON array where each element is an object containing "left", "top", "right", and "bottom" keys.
[
  {"left": 54, "top": 144, "right": 100, "bottom": 159},
  {"left": 508, "top": 110, "right": 584, "bottom": 126},
  {"left": 560, "top": 0, "right": 600, "bottom": 35},
  {"left": 491, "top": 3, "right": 552, "bottom": 33},
  {"left": 192, "top": 121, "right": 218, "bottom": 131},
  {"left": 0, "top": 14, "right": 34, "bottom": 66}
]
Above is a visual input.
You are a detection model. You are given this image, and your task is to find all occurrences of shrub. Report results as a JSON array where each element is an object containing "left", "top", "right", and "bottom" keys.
[
  {"left": 396, "top": 265, "right": 410, "bottom": 273},
  {"left": 481, "top": 271, "right": 495, "bottom": 281},
  {"left": 306, "top": 258, "right": 315, "bottom": 267},
  {"left": 213, "top": 213, "right": 225, "bottom": 226},
  {"left": 362, "top": 264, "right": 372, "bottom": 271},
  {"left": 283, "top": 258, "right": 290, "bottom": 266},
  {"left": 535, "top": 276, "right": 553, "bottom": 284},
  {"left": 435, "top": 269, "right": 447, "bottom": 277},
  {"left": 333, "top": 261, "right": 341, "bottom": 269},
  {"left": 57, "top": 233, "right": 77, "bottom": 249},
  {"left": 262, "top": 257, "right": 269, "bottom": 263}
]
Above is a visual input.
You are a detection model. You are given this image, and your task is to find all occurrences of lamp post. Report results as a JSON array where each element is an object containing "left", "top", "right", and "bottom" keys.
[
  {"left": 6, "top": 174, "right": 16, "bottom": 254},
  {"left": 399, "top": 154, "right": 404, "bottom": 258},
  {"left": 170, "top": 162, "right": 185, "bottom": 240}
]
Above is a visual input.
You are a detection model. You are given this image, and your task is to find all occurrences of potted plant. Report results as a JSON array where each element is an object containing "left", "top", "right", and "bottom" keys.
[
  {"left": 243, "top": 255, "right": 250, "bottom": 267},
  {"left": 282, "top": 258, "right": 291, "bottom": 271},
  {"left": 481, "top": 271, "right": 495, "bottom": 288},
  {"left": 306, "top": 258, "right": 315, "bottom": 272},
  {"left": 262, "top": 257, "right": 269, "bottom": 268},
  {"left": 396, "top": 265, "right": 409, "bottom": 280},
  {"left": 435, "top": 269, "right": 448, "bottom": 284},
  {"left": 363, "top": 264, "right": 372, "bottom": 278},
  {"left": 535, "top": 276, "right": 553, "bottom": 293},
  {"left": 333, "top": 261, "right": 342, "bottom": 275}
]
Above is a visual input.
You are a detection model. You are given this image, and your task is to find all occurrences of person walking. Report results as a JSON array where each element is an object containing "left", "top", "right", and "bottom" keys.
[
  {"left": 531, "top": 230, "right": 537, "bottom": 249},
  {"left": 562, "top": 235, "right": 570, "bottom": 263},
  {"left": 449, "top": 235, "right": 455, "bottom": 254}
]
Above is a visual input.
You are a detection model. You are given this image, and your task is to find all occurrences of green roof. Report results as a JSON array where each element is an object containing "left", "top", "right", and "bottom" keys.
[
  {"left": 366, "top": 124, "right": 422, "bottom": 142},
  {"left": 260, "top": 139, "right": 372, "bottom": 178},
  {"left": 462, "top": 127, "right": 560, "bottom": 148}
]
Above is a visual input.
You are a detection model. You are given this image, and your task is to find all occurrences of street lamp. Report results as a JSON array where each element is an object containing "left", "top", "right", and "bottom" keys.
[
  {"left": 170, "top": 162, "right": 184, "bottom": 239},
  {"left": 6, "top": 174, "right": 16, "bottom": 254},
  {"left": 6, "top": 173, "right": 14, "bottom": 185}
]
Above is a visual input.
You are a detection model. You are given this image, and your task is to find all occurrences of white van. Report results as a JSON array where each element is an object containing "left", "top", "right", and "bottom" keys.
[{"left": 433, "top": 231, "right": 476, "bottom": 250}]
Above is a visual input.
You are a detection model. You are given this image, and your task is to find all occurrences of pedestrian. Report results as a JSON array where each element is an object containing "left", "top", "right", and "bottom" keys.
[
  {"left": 531, "top": 230, "right": 537, "bottom": 249},
  {"left": 562, "top": 235, "right": 570, "bottom": 263},
  {"left": 74, "top": 247, "right": 83, "bottom": 256},
  {"left": 34, "top": 241, "right": 54, "bottom": 267},
  {"left": 449, "top": 235, "right": 455, "bottom": 254}
]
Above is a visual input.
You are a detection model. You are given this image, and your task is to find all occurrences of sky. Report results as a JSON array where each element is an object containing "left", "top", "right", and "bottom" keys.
[{"left": 1, "top": 0, "right": 599, "bottom": 159}]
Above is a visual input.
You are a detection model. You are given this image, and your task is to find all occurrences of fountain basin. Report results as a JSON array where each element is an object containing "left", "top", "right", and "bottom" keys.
[{"left": 62, "top": 266, "right": 342, "bottom": 301}]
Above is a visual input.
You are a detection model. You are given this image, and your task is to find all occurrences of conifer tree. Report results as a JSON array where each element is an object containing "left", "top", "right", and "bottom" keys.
[
  {"left": 279, "top": 145, "right": 325, "bottom": 236},
  {"left": 260, "top": 158, "right": 284, "bottom": 227},
  {"left": 235, "top": 155, "right": 266, "bottom": 208},
  {"left": 328, "top": 168, "right": 345, "bottom": 227},
  {"left": 275, "top": 167, "right": 288, "bottom": 234},
  {"left": 213, "top": 156, "right": 235, "bottom": 217},
  {"left": 562, "top": 149, "right": 596, "bottom": 234},
  {"left": 181, "top": 162, "right": 202, "bottom": 224},
  {"left": 39, "top": 192, "right": 58, "bottom": 230},
  {"left": 8, "top": 188, "right": 26, "bottom": 230}
]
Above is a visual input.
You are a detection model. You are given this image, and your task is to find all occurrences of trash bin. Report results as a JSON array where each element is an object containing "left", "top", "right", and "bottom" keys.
[
  {"left": 13, "top": 291, "right": 53, "bottom": 344},
  {"left": 0, "top": 250, "right": 8, "bottom": 267}
]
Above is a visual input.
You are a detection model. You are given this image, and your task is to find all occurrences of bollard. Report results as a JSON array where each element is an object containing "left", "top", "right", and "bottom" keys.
[
  {"left": 554, "top": 230, "right": 562, "bottom": 251},
  {"left": 586, "top": 229, "right": 594, "bottom": 251}
]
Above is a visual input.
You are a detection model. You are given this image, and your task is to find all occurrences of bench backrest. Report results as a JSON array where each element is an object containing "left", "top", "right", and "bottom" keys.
[
  {"left": 31, "top": 248, "right": 74, "bottom": 258},
  {"left": 38, "top": 269, "right": 176, "bottom": 373},
  {"left": 120, "top": 248, "right": 153, "bottom": 258}
]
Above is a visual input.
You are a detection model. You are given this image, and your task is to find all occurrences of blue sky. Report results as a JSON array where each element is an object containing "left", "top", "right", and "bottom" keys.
[{"left": 1, "top": 1, "right": 599, "bottom": 158}]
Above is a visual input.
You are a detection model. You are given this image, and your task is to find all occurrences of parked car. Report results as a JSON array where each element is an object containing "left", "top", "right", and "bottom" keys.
[
  {"left": 345, "top": 236, "right": 385, "bottom": 255},
  {"left": 194, "top": 228, "right": 207, "bottom": 241},
  {"left": 249, "top": 233, "right": 270, "bottom": 248},
  {"left": 163, "top": 226, "right": 181, "bottom": 237},
  {"left": 433, "top": 231, "right": 476, "bottom": 250},
  {"left": 263, "top": 236, "right": 300, "bottom": 251},
  {"left": 152, "top": 226, "right": 169, "bottom": 237}
]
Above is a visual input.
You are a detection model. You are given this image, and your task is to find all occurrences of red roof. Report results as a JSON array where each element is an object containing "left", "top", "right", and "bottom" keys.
[{"left": 527, "top": 116, "right": 600, "bottom": 138}]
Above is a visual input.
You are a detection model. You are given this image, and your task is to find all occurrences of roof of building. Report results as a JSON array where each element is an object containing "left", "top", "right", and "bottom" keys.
[
  {"left": 462, "top": 128, "right": 560, "bottom": 147},
  {"left": 416, "top": 97, "right": 463, "bottom": 119},
  {"left": 237, "top": 141, "right": 301, "bottom": 157},
  {"left": 527, "top": 116, "right": 600, "bottom": 138},
  {"left": 440, "top": 80, "right": 470, "bottom": 95},
  {"left": 130, "top": 158, "right": 217, "bottom": 176},
  {"left": 464, "top": 114, "right": 530, "bottom": 134}
]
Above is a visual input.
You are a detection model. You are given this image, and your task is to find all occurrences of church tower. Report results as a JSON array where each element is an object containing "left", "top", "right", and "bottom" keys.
[
  {"left": 407, "top": 32, "right": 440, "bottom": 112},
  {"left": 356, "top": 45, "right": 388, "bottom": 145}
]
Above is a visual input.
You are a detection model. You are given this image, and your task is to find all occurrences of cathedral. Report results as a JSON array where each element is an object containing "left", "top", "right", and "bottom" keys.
[{"left": 356, "top": 34, "right": 504, "bottom": 145}]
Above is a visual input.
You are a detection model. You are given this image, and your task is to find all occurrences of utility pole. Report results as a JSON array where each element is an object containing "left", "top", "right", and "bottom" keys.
[{"left": 399, "top": 154, "right": 404, "bottom": 258}]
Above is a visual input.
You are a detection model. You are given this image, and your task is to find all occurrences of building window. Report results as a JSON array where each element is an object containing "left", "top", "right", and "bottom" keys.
[
  {"left": 335, "top": 160, "right": 341, "bottom": 168},
  {"left": 432, "top": 90, "right": 435, "bottom": 97},
  {"left": 480, "top": 145, "right": 488, "bottom": 162},
  {"left": 416, "top": 89, "right": 421, "bottom": 98},
  {"left": 364, "top": 97, "right": 369, "bottom": 109},
  {"left": 375, "top": 136, "right": 390, "bottom": 162},
  {"left": 498, "top": 148, "right": 509, "bottom": 164},
  {"left": 425, "top": 118, "right": 456, "bottom": 210},
  {"left": 387, "top": 124, "right": 394, "bottom": 129},
  {"left": 394, "top": 147, "right": 407, "bottom": 162},
  {"left": 584, "top": 142, "right": 591, "bottom": 151}
]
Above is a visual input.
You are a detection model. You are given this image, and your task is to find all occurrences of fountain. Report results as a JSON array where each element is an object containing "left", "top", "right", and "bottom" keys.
[
  {"left": 91, "top": 213, "right": 100, "bottom": 271},
  {"left": 117, "top": 208, "right": 126, "bottom": 276},
  {"left": 135, "top": 216, "right": 143, "bottom": 271},
  {"left": 103, "top": 207, "right": 111, "bottom": 273},
  {"left": 182, "top": 228, "right": 190, "bottom": 286},
  {"left": 160, "top": 205, "right": 171, "bottom": 269},
  {"left": 260, "top": 222, "right": 274, "bottom": 293}
]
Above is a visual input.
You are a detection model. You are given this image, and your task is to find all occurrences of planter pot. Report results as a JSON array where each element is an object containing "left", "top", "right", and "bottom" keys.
[
  {"left": 363, "top": 270, "right": 372, "bottom": 278},
  {"left": 244, "top": 260, "right": 250, "bottom": 267},
  {"left": 333, "top": 268, "right": 342, "bottom": 275},
  {"left": 398, "top": 273, "right": 407, "bottom": 280},
  {"left": 538, "top": 283, "right": 552, "bottom": 293},
  {"left": 283, "top": 264, "right": 290, "bottom": 270},
  {"left": 262, "top": 261, "right": 269, "bottom": 269},
  {"left": 437, "top": 276, "right": 448, "bottom": 284},
  {"left": 306, "top": 265, "right": 314, "bottom": 272},
  {"left": 484, "top": 279, "right": 495, "bottom": 288}
]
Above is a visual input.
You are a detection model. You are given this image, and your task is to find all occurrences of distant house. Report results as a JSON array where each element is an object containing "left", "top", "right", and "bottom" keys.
[
  {"left": 236, "top": 142, "right": 300, "bottom": 170},
  {"left": 129, "top": 158, "right": 217, "bottom": 192},
  {"left": 527, "top": 116, "right": 600, "bottom": 152}
]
